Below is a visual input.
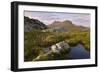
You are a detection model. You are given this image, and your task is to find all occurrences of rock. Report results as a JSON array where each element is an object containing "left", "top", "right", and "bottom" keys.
[
  {"left": 33, "top": 41, "right": 71, "bottom": 61},
  {"left": 51, "top": 45, "right": 59, "bottom": 53},
  {"left": 44, "top": 41, "right": 70, "bottom": 53},
  {"left": 24, "top": 16, "right": 47, "bottom": 32},
  {"left": 56, "top": 41, "right": 70, "bottom": 49}
]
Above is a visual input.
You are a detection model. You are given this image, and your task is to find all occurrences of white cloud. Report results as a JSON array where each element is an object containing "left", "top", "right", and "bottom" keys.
[{"left": 24, "top": 11, "right": 90, "bottom": 27}]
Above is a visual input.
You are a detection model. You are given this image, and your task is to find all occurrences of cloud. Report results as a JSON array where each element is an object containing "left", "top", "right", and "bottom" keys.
[{"left": 24, "top": 11, "right": 90, "bottom": 27}]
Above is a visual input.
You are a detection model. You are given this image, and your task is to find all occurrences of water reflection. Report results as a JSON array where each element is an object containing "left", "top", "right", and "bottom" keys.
[{"left": 66, "top": 44, "right": 90, "bottom": 59}]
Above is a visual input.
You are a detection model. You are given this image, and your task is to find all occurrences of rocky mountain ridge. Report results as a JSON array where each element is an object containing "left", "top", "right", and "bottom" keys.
[{"left": 24, "top": 16, "right": 47, "bottom": 32}]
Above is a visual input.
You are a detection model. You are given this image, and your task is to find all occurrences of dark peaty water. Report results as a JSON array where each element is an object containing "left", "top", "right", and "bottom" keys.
[{"left": 66, "top": 44, "right": 90, "bottom": 59}]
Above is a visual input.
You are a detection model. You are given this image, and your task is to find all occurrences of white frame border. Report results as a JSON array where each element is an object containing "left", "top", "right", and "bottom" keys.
[{"left": 18, "top": 5, "right": 96, "bottom": 69}]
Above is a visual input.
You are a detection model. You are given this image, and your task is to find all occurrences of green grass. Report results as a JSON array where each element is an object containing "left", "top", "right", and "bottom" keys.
[{"left": 24, "top": 30, "right": 90, "bottom": 61}]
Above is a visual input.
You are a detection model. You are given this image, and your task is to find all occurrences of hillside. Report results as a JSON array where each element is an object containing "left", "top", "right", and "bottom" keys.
[
  {"left": 24, "top": 16, "right": 47, "bottom": 32},
  {"left": 48, "top": 20, "right": 89, "bottom": 32}
]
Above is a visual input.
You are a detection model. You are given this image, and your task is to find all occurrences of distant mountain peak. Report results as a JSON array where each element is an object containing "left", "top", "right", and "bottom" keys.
[
  {"left": 48, "top": 20, "right": 89, "bottom": 32},
  {"left": 62, "top": 20, "right": 72, "bottom": 24}
]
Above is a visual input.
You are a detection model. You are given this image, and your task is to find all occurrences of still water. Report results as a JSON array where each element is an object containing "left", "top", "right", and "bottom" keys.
[{"left": 66, "top": 44, "right": 90, "bottom": 59}]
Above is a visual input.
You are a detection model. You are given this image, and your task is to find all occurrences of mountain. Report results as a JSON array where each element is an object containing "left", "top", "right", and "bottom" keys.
[
  {"left": 24, "top": 16, "right": 47, "bottom": 32},
  {"left": 48, "top": 20, "right": 89, "bottom": 32}
]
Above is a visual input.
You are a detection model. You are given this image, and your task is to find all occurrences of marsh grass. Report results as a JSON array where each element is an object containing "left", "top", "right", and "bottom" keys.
[{"left": 24, "top": 30, "right": 90, "bottom": 61}]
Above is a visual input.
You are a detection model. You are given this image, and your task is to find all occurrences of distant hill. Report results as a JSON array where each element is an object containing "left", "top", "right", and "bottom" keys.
[
  {"left": 48, "top": 20, "right": 89, "bottom": 32},
  {"left": 24, "top": 16, "right": 89, "bottom": 32},
  {"left": 24, "top": 16, "right": 47, "bottom": 32}
]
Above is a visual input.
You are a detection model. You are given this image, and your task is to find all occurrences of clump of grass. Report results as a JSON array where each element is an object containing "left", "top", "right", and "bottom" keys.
[{"left": 24, "top": 30, "right": 90, "bottom": 61}]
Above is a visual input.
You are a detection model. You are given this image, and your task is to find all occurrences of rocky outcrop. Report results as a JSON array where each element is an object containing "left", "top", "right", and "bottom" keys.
[
  {"left": 33, "top": 41, "right": 70, "bottom": 61},
  {"left": 50, "top": 41, "right": 70, "bottom": 53},
  {"left": 24, "top": 16, "right": 47, "bottom": 32}
]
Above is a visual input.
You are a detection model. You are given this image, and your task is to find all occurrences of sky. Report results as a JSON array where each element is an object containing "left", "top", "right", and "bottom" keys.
[{"left": 24, "top": 11, "right": 91, "bottom": 27}]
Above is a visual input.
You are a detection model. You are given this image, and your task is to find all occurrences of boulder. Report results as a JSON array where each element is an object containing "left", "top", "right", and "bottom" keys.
[
  {"left": 51, "top": 45, "right": 59, "bottom": 53},
  {"left": 33, "top": 41, "right": 71, "bottom": 61}
]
